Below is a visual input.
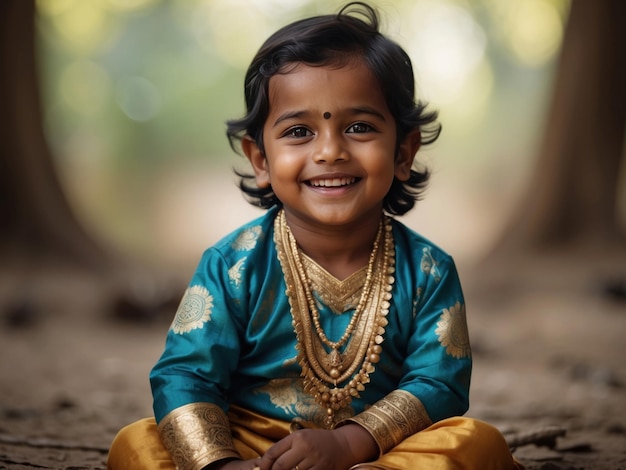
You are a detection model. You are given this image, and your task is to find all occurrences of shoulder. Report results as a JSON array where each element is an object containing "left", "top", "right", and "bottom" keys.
[
  {"left": 190, "top": 209, "right": 276, "bottom": 295},
  {"left": 388, "top": 216, "right": 462, "bottom": 299},
  {"left": 191, "top": 207, "right": 279, "bottom": 282},
  {"left": 389, "top": 217, "right": 454, "bottom": 265},
  {"left": 209, "top": 207, "right": 278, "bottom": 257}
]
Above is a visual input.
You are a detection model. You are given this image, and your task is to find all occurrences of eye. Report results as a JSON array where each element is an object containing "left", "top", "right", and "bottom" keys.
[
  {"left": 346, "top": 122, "right": 375, "bottom": 134},
  {"left": 282, "top": 126, "right": 313, "bottom": 138}
]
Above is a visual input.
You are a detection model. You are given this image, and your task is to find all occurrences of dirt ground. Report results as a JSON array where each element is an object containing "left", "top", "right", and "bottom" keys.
[{"left": 0, "top": 249, "right": 625, "bottom": 470}]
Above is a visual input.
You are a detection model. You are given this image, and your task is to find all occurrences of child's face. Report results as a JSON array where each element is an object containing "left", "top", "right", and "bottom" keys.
[{"left": 244, "top": 59, "right": 416, "bottom": 231}]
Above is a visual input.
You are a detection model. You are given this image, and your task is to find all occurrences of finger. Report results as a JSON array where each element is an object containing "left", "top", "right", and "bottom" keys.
[
  {"left": 264, "top": 450, "right": 307, "bottom": 470},
  {"left": 260, "top": 434, "right": 294, "bottom": 466},
  {"left": 250, "top": 456, "right": 266, "bottom": 470}
]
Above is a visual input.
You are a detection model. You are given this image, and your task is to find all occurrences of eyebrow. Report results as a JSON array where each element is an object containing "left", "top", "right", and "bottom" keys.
[
  {"left": 271, "top": 106, "right": 387, "bottom": 128},
  {"left": 272, "top": 110, "right": 309, "bottom": 128}
]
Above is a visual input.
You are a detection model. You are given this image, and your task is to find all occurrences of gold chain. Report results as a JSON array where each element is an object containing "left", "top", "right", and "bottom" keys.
[
  {"left": 274, "top": 209, "right": 395, "bottom": 428},
  {"left": 293, "top": 220, "right": 382, "bottom": 353}
]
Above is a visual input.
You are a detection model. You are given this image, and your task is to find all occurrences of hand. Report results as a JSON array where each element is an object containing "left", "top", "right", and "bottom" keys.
[{"left": 257, "top": 424, "right": 378, "bottom": 470}]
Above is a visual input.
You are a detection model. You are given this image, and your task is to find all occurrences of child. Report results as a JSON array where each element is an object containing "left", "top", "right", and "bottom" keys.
[{"left": 108, "top": 3, "right": 523, "bottom": 469}]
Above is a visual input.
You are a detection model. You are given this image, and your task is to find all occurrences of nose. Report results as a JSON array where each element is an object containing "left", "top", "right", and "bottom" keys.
[{"left": 312, "top": 130, "right": 349, "bottom": 164}]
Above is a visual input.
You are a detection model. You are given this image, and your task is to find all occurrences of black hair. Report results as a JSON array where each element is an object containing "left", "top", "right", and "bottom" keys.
[{"left": 226, "top": 1, "right": 441, "bottom": 215}]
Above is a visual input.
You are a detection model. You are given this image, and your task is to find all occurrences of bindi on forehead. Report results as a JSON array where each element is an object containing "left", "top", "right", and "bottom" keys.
[{"left": 323, "top": 112, "right": 331, "bottom": 120}]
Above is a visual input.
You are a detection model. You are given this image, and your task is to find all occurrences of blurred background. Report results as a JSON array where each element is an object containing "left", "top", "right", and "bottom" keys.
[
  {"left": 32, "top": 0, "right": 577, "bottom": 274},
  {"left": 1, "top": 0, "right": 624, "bottom": 299}
]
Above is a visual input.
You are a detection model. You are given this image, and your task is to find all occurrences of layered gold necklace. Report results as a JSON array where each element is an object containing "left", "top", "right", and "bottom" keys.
[{"left": 274, "top": 209, "right": 395, "bottom": 428}]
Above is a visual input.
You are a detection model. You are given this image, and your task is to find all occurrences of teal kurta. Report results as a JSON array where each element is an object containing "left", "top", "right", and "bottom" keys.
[{"left": 150, "top": 206, "right": 471, "bottom": 428}]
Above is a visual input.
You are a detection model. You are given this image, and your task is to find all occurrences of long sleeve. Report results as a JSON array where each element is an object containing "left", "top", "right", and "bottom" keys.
[
  {"left": 149, "top": 211, "right": 289, "bottom": 469},
  {"left": 346, "top": 221, "right": 471, "bottom": 454},
  {"left": 150, "top": 248, "right": 244, "bottom": 423}
]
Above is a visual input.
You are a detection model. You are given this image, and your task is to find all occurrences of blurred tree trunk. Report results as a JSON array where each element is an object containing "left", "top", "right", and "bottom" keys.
[
  {"left": 0, "top": 0, "right": 108, "bottom": 269},
  {"left": 494, "top": 0, "right": 625, "bottom": 255}
]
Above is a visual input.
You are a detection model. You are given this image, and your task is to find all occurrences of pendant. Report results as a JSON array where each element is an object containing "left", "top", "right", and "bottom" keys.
[
  {"left": 329, "top": 348, "right": 342, "bottom": 369},
  {"left": 328, "top": 349, "right": 343, "bottom": 380}
]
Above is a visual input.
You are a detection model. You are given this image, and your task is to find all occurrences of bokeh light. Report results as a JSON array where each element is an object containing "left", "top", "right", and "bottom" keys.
[
  {"left": 406, "top": 1, "right": 488, "bottom": 105},
  {"left": 60, "top": 60, "right": 111, "bottom": 116},
  {"left": 486, "top": 0, "right": 567, "bottom": 67},
  {"left": 115, "top": 76, "right": 161, "bottom": 122}
]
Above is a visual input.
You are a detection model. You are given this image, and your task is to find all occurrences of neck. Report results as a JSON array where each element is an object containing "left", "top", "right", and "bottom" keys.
[{"left": 282, "top": 212, "right": 383, "bottom": 280}]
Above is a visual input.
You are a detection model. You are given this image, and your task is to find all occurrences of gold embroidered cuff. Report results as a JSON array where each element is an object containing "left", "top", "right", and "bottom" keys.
[
  {"left": 157, "top": 402, "right": 240, "bottom": 470},
  {"left": 345, "top": 390, "right": 432, "bottom": 454}
]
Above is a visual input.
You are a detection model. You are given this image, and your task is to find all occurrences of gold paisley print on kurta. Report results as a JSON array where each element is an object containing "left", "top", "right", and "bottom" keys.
[
  {"left": 231, "top": 226, "right": 262, "bottom": 251},
  {"left": 420, "top": 247, "right": 441, "bottom": 282},
  {"left": 171, "top": 285, "right": 214, "bottom": 334},
  {"left": 435, "top": 301, "right": 470, "bottom": 359},
  {"left": 255, "top": 378, "right": 354, "bottom": 428},
  {"left": 228, "top": 257, "right": 246, "bottom": 287}
]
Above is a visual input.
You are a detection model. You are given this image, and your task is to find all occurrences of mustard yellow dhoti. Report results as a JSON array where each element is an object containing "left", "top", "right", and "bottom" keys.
[{"left": 107, "top": 407, "right": 523, "bottom": 470}]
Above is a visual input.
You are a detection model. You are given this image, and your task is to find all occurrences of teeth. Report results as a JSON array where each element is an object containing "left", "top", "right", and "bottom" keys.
[{"left": 310, "top": 177, "right": 356, "bottom": 187}]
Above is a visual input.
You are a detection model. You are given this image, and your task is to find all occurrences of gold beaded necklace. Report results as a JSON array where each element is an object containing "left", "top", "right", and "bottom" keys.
[{"left": 274, "top": 209, "right": 395, "bottom": 428}]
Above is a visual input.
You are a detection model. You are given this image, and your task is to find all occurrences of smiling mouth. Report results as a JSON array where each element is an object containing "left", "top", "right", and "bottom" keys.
[{"left": 307, "top": 177, "right": 358, "bottom": 188}]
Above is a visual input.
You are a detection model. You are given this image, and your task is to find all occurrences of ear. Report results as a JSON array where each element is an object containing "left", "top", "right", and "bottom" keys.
[
  {"left": 395, "top": 130, "right": 421, "bottom": 181},
  {"left": 242, "top": 135, "right": 271, "bottom": 188}
]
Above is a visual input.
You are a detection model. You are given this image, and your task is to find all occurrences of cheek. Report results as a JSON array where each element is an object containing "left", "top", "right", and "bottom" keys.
[
  {"left": 369, "top": 151, "right": 397, "bottom": 179},
  {"left": 267, "top": 149, "right": 304, "bottom": 175},
  {"left": 264, "top": 157, "right": 297, "bottom": 189}
]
